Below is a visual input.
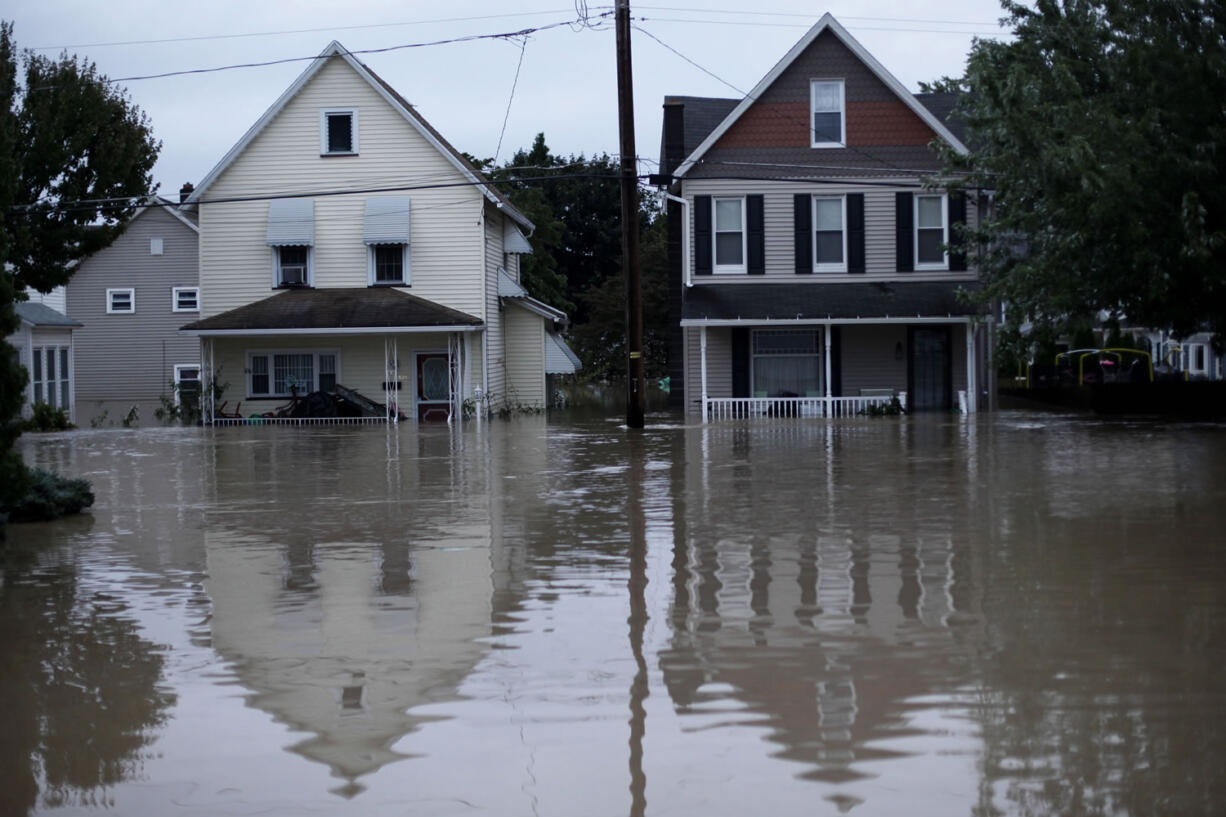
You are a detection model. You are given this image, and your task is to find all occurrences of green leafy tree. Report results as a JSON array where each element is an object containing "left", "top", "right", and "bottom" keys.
[
  {"left": 933, "top": 0, "right": 1226, "bottom": 355},
  {"left": 0, "top": 22, "right": 159, "bottom": 522}
]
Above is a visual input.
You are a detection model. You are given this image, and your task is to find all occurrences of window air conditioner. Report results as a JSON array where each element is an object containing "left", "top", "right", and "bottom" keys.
[{"left": 281, "top": 265, "right": 306, "bottom": 286}]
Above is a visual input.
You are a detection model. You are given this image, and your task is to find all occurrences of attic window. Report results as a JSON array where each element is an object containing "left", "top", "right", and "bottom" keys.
[
  {"left": 810, "top": 80, "right": 844, "bottom": 148},
  {"left": 321, "top": 109, "right": 358, "bottom": 155}
]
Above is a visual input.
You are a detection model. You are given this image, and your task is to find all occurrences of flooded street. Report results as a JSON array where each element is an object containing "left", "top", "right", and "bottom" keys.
[{"left": 4, "top": 412, "right": 1226, "bottom": 816}]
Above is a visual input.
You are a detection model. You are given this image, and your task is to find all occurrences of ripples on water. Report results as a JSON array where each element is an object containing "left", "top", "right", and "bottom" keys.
[{"left": 3, "top": 413, "right": 1225, "bottom": 816}]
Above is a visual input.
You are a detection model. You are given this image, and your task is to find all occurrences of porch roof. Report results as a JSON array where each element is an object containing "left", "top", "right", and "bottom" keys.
[
  {"left": 181, "top": 287, "right": 483, "bottom": 336},
  {"left": 16, "top": 302, "right": 82, "bottom": 328},
  {"left": 681, "top": 281, "right": 983, "bottom": 325}
]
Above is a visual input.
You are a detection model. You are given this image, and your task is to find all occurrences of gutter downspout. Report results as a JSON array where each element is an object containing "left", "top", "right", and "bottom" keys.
[{"left": 662, "top": 192, "right": 691, "bottom": 288}]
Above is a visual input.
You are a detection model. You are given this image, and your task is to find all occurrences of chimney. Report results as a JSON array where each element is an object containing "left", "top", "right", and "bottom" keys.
[{"left": 179, "top": 182, "right": 194, "bottom": 204}]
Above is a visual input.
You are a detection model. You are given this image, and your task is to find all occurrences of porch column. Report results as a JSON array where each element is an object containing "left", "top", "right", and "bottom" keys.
[
  {"left": 393, "top": 336, "right": 400, "bottom": 425},
  {"left": 383, "top": 336, "right": 391, "bottom": 423},
  {"left": 823, "top": 324, "right": 833, "bottom": 417},
  {"left": 966, "top": 322, "right": 978, "bottom": 413},
  {"left": 699, "top": 326, "right": 709, "bottom": 423},
  {"left": 202, "top": 338, "right": 214, "bottom": 425}
]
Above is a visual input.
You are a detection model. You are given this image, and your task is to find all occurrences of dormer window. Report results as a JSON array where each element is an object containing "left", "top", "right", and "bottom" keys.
[
  {"left": 810, "top": 80, "right": 844, "bottom": 148},
  {"left": 320, "top": 108, "right": 358, "bottom": 155}
]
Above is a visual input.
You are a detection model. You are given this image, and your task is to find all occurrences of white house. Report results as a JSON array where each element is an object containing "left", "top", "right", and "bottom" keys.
[{"left": 182, "top": 42, "right": 576, "bottom": 423}]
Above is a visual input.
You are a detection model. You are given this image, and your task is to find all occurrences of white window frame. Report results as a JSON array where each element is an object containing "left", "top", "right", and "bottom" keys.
[
  {"left": 367, "top": 243, "right": 410, "bottom": 286},
  {"left": 173, "top": 363, "right": 202, "bottom": 407},
  {"left": 320, "top": 108, "right": 359, "bottom": 156},
  {"left": 713, "top": 196, "right": 747, "bottom": 274},
  {"left": 106, "top": 288, "right": 135, "bottom": 314},
  {"left": 172, "top": 287, "right": 200, "bottom": 312},
  {"left": 914, "top": 193, "right": 949, "bottom": 270},
  {"left": 1188, "top": 343, "right": 1208, "bottom": 376},
  {"left": 810, "top": 79, "right": 845, "bottom": 148},
  {"left": 245, "top": 350, "right": 340, "bottom": 398},
  {"left": 812, "top": 194, "right": 848, "bottom": 273},
  {"left": 30, "top": 345, "right": 71, "bottom": 410},
  {"left": 272, "top": 246, "right": 314, "bottom": 288}
]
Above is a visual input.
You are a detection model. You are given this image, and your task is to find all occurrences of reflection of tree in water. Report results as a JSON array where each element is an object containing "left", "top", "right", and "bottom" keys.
[
  {"left": 972, "top": 516, "right": 1226, "bottom": 817},
  {"left": 0, "top": 561, "right": 174, "bottom": 815}
]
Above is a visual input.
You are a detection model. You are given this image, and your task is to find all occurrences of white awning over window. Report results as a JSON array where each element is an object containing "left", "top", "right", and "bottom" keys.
[
  {"left": 266, "top": 199, "right": 315, "bottom": 246},
  {"left": 545, "top": 331, "right": 581, "bottom": 374},
  {"left": 503, "top": 222, "right": 533, "bottom": 254},
  {"left": 364, "top": 197, "right": 412, "bottom": 244}
]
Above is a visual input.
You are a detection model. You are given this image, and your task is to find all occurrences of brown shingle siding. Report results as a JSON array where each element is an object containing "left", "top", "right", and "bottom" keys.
[{"left": 847, "top": 101, "right": 934, "bottom": 146}]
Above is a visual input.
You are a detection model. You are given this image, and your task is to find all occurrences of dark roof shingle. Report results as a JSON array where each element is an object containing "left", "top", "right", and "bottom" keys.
[
  {"left": 181, "top": 287, "right": 482, "bottom": 332},
  {"left": 682, "top": 281, "right": 983, "bottom": 322}
]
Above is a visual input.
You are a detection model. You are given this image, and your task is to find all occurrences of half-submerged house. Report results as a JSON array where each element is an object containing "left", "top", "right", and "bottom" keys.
[
  {"left": 182, "top": 42, "right": 576, "bottom": 424},
  {"left": 658, "top": 14, "right": 990, "bottom": 419}
]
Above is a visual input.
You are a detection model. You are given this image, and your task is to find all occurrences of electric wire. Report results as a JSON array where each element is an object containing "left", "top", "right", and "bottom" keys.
[{"left": 494, "top": 36, "right": 529, "bottom": 164}]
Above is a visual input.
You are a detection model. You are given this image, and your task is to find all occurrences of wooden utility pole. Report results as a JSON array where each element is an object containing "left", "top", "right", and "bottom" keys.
[{"left": 616, "top": 0, "right": 646, "bottom": 429}]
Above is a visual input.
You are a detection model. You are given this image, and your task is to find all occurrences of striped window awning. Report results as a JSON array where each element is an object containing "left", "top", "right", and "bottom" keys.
[
  {"left": 266, "top": 199, "right": 315, "bottom": 246},
  {"left": 364, "top": 197, "right": 412, "bottom": 244}
]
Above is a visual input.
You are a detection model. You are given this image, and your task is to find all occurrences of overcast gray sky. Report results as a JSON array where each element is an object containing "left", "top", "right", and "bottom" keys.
[{"left": 6, "top": 1, "right": 1011, "bottom": 196}]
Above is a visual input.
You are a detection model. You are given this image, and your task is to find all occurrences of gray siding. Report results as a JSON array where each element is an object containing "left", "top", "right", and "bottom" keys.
[
  {"left": 66, "top": 205, "right": 200, "bottom": 416},
  {"left": 839, "top": 325, "right": 907, "bottom": 395}
]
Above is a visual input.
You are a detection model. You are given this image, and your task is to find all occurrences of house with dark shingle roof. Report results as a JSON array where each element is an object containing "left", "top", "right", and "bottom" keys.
[
  {"left": 181, "top": 41, "right": 576, "bottom": 423},
  {"left": 657, "top": 14, "right": 989, "bottom": 418}
]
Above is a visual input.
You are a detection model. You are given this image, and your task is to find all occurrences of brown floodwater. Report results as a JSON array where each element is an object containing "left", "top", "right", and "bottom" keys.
[{"left": 3, "top": 411, "right": 1225, "bottom": 816}]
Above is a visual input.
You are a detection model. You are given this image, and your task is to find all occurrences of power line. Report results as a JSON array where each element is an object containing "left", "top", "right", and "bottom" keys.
[
  {"left": 633, "top": 6, "right": 1005, "bottom": 27},
  {"left": 640, "top": 17, "right": 1006, "bottom": 36},
  {"left": 494, "top": 37, "right": 530, "bottom": 163},
  {"left": 28, "top": 9, "right": 582, "bottom": 51}
]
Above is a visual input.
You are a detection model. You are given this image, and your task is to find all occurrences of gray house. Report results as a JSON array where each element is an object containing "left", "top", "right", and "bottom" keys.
[
  {"left": 658, "top": 14, "right": 991, "bottom": 419},
  {"left": 65, "top": 197, "right": 201, "bottom": 424}
]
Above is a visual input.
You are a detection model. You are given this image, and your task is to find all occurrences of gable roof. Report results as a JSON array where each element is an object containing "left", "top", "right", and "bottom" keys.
[
  {"left": 184, "top": 41, "right": 532, "bottom": 231},
  {"left": 139, "top": 195, "right": 198, "bottom": 233},
  {"left": 674, "top": 14, "right": 968, "bottom": 178}
]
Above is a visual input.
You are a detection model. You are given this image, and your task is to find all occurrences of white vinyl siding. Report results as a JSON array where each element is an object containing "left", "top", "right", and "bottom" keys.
[
  {"left": 682, "top": 178, "right": 978, "bottom": 283},
  {"left": 197, "top": 56, "right": 486, "bottom": 318},
  {"left": 503, "top": 304, "right": 546, "bottom": 407},
  {"left": 484, "top": 210, "right": 505, "bottom": 402}
]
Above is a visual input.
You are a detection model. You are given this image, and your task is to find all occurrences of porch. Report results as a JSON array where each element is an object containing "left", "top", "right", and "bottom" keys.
[{"left": 704, "top": 393, "right": 904, "bottom": 421}]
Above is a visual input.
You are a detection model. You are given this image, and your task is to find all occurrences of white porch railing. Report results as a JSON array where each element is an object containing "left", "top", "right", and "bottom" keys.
[
  {"left": 211, "top": 415, "right": 392, "bottom": 427},
  {"left": 703, "top": 394, "right": 901, "bottom": 421}
]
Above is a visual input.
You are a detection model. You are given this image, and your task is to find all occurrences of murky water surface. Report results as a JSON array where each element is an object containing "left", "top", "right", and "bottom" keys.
[{"left": 4, "top": 412, "right": 1225, "bottom": 816}]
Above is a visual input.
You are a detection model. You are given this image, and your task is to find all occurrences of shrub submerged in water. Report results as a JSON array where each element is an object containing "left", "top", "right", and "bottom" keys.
[{"left": 3, "top": 468, "right": 94, "bottom": 525}]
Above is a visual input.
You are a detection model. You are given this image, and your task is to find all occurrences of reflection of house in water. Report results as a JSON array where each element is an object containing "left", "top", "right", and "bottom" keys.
[
  {"left": 661, "top": 421, "right": 982, "bottom": 789},
  {"left": 201, "top": 428, "right": 498, "bottom": 796}
]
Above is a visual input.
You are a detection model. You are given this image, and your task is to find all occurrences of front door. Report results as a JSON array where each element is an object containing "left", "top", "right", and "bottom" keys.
[
  {"left": 908, "top": 327, "right": 952, "bottom": 412},
  {"left": 416, "top": 353, "right": 451, "bottom": 422}
]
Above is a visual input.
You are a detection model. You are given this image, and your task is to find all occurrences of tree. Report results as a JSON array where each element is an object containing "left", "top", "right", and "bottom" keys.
[
  {"left": 0, "top": 22, "right": 160, "bottom": 522},
  {"left": 933, "top": 0, "right": 1226, "bottom": 355}
]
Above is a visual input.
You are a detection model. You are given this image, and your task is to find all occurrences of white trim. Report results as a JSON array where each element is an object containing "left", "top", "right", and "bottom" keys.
[
  {"left": 182, "top": 325, "right": 484, "bottom": 337},
  {"left": 106, "top": 288, "right": 135, "bottom": 314},
  {"left": 183, "top": 41, "right": 533, "bottom": 230},
  {"left": 507, "top": 296, "right": 566, "bottom": 323},
  {"left": 172, "top": 286, "right": 200, "bottom": 312},
  {"left": 272, "top": 246, "right": 314, "bottom": 288},
  {"left": 914, "top": 193, "right": 949, "bottom": 271},
  {"left": 319, "top": 107, "right": 359, "bottom": 155},
  {"left": 367, "top": 242, "right": 410, "bottom": 286},
  {"left": 681, "top": 316, "right": 973, "bottom": 327},
  {"left": 173, "top": 363, "right": 202, "bottom": 407},
  {"left": 810, "top": 79, "right": 845, "bottom": 148},
  {"left": 674, "top": 13, "right": 968, "bottom": 178},
  {"left": 713, "top": 196, "right": 747, "bottom": 274},
  {"left": 812, "top": 194, "right": 847, "bottom": 272}
]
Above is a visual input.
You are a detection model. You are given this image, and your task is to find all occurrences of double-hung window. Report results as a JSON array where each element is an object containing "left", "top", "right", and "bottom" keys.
[
  {"left": 813, "top": 195, "right": 846, "bottom": 272},
  {"left": 30, "top": 346, "right": 70, "bottom": 409},
  {"left": 364, "top": 197, "right": 412, "bottom": 285},
  {"left": 810, "top": 79, "right": 845, "bottom": 147},
  {"left": 247, "top": 350, "right": 339, "bottom": 397},
  {"left": 320, "top": 108, "right": 358, "bottom": 155},
  {"left": 267, "top": 199, "right": 315, "bottom": 287},
  {"left": 713, "top": 197, "right": 746, "bottom": 273},
  {"left": 915, "top": 194, "right": 948, "bottom": 269},
  {"left": 107, "top": 288, "right": 135, "bottom": 314}
]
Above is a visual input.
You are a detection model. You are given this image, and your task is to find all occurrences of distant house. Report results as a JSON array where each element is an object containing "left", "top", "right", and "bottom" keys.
[
  {"left": 64, "top": 197, "right": 201, "bottom": 424},
  {"left": 181, "top": 41, "right": 576, "bottom": 424},
  {"left": 657, "top": 14, "right": 990, "bottom": 419},
  {"left": 9, "top": 288, "right": 81, "bottom": 422}
]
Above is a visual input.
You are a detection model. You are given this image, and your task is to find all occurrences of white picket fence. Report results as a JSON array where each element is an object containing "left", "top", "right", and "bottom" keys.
[{"left": 703, "top": 394, "right": 902, "bottom": 422}]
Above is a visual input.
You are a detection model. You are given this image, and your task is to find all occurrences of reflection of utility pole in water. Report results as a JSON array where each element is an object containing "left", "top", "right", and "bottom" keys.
[{"left": 627, "top": 433, "right": 648, "bottom": 817}]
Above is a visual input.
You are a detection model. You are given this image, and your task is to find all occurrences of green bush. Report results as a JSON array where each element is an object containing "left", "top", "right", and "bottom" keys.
[
  {"left": 4, "top": 468, "right": 94, "bottom": 524},
  {"left": 22, "top": 402, "right": 73, "bottom": 432}
]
